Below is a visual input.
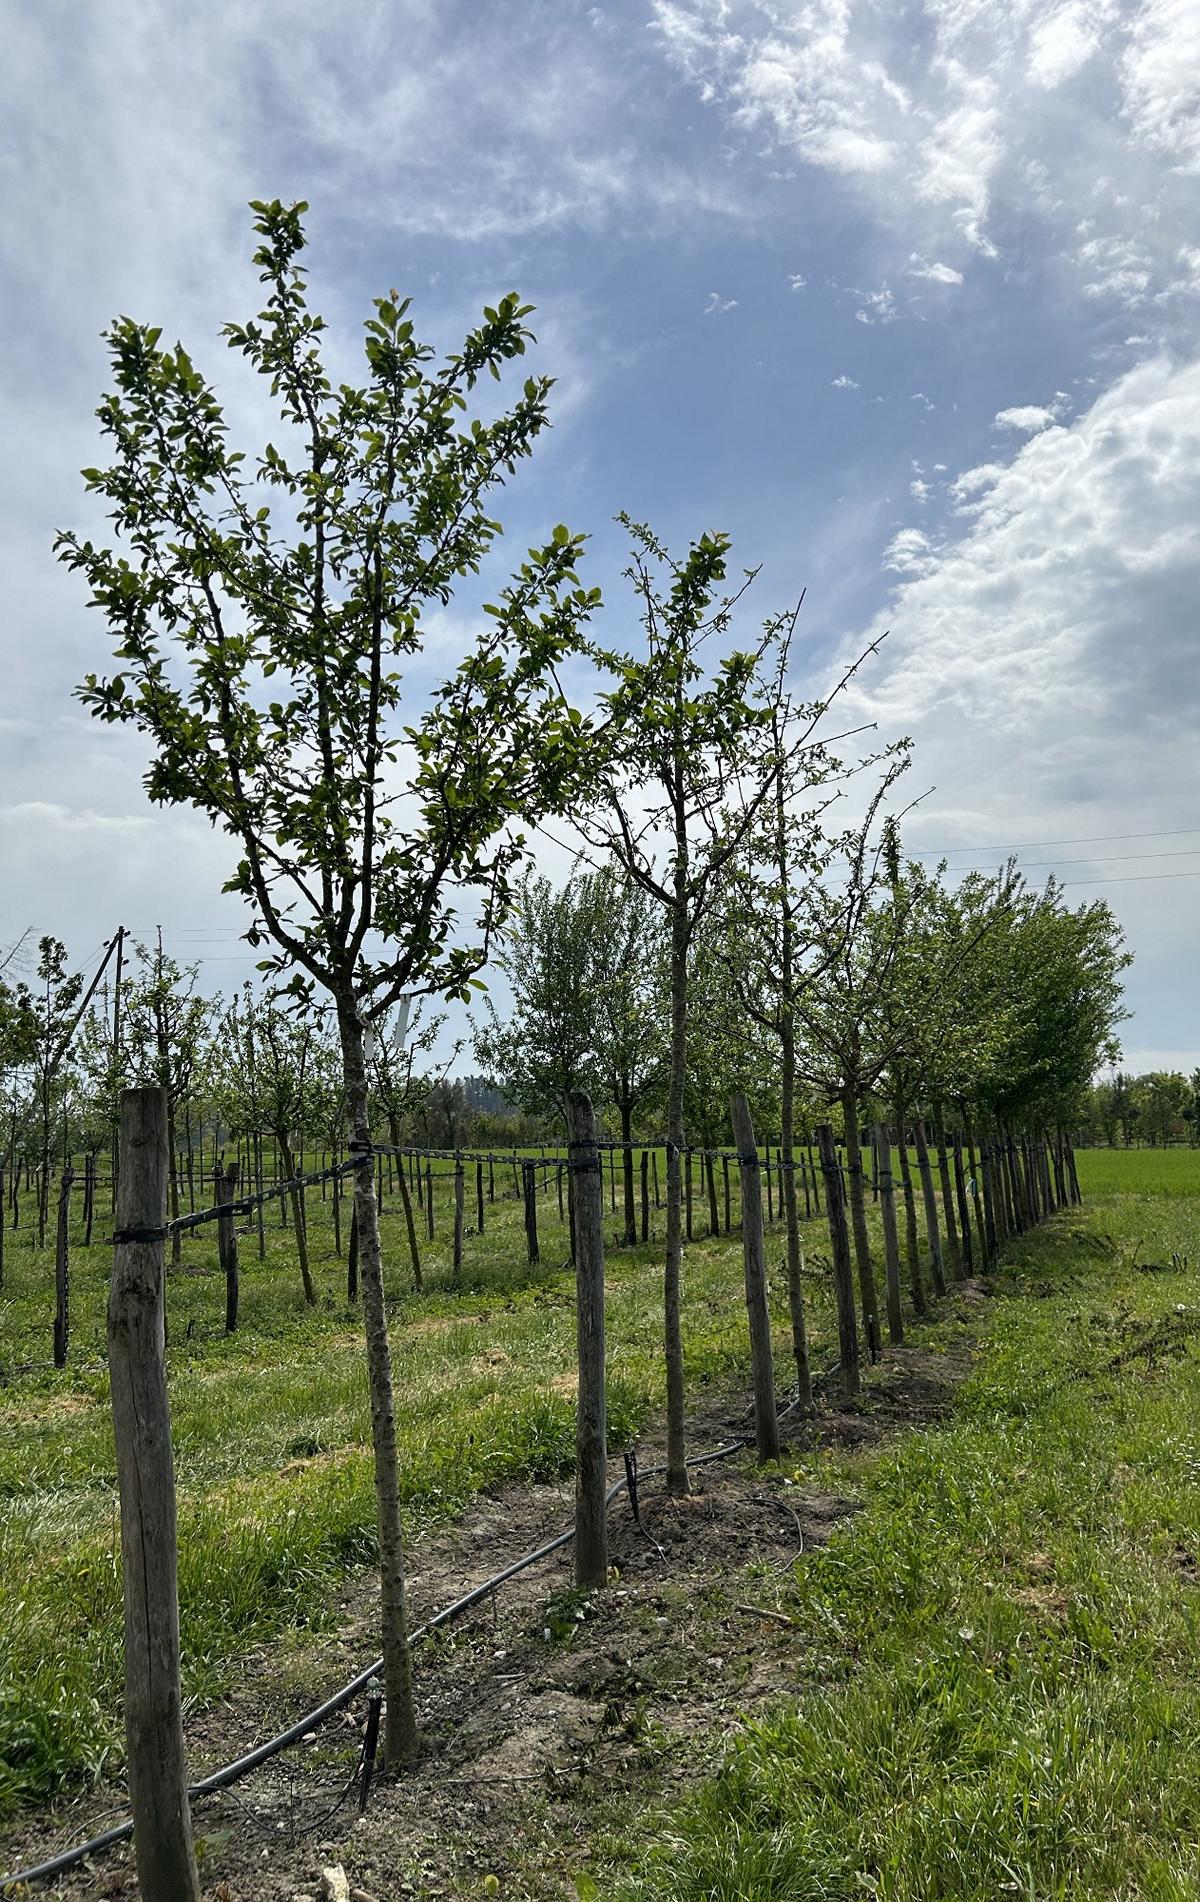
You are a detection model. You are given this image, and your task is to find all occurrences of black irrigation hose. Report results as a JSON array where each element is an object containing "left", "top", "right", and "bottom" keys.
[{"left": 0, "top": 1425, "right": 764, "bottom": 1893}]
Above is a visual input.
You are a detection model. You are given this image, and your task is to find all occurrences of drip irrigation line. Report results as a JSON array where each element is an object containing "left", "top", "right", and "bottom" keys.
[{"left": 0, "top": 1419, "right": 767, "bottom": 1894}]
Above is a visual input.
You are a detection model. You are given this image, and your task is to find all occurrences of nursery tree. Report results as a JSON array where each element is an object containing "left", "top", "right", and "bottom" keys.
[
  {"left": 59, "top": 198, "right": 602, "bottom": 1766},
  {"left": 122, "top": 939, "right": 213, "bottom": 1264},
  {"left": 582, "top": 521, "right": 825, "bottom": 1492}
]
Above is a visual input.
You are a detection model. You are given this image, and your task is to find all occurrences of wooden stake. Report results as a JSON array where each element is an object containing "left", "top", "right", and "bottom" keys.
[
  {"left": 817, "top": 1123, "right": 859, "bottom": 1398},
  {"left": 567, "top": 1092, "right": 607, "bottom": 1590},
  {"left": 874, "top": 1122, "right": 903, "bottom": 1344},
  {"left": 109, "top": 1088, "right": 201, "bottom": 1902},
  {"left": 216, "top": 1158, "right": 240, "bottom": 1335},
  {"left": 54, "top": 1166, "right": 73, "bottom": 1368},
  {"left": 731, "top": 1095, "right": 780, "bottom": 1462}
]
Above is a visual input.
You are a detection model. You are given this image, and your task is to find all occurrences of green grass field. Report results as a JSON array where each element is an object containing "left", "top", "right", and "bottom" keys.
[
  {"left": 3, "top": 1142, "right": 1198, "bottom": 1879},
  {"left": 605, "top": 1149, "right": 1200, "bottom": 1900},
  {"left": 0, "top": 1145, "right": 818, "bottom": 1821}
]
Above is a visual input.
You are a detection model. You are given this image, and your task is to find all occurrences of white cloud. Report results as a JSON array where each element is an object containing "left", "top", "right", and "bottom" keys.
[
  {"left": 787, "top": 272, "right": 808, "bottom": 290},
  {"left": 651, "top": 0, "right": 1199, "bottom": 307},
  {"left": 852, "top": 351, "right": 1200, "bottom": 819},
  {"left": 854, "top": 285, "right": 898, "bottom": 324},
  {"left": 994, "top": 405, "right": 1057, "bottom": 433},
  {"left": 704, "top": 290, "right": 738, "bottom": 314},
  {"left": 1120, "top": 0, "right": 1200, "bottom": 172},
  {"left": 883, "top": 527, "right": 938, "bottom": 573},
  {"left": 831, "top": 374, "right": 859, "bottom": 388},
  {"left": 908, "top": 255, "right": 965, "bottom": 285}
]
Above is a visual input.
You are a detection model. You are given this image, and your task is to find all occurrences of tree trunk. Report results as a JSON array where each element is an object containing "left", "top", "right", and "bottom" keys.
[
  {"left": 109, "top": 1088, "right": 202, "bottom": 1902},
  {"left": 931, "top": 1099, "right": 961, "bottom": 1278},
  {"left": 952, "top": 1131, "right": 974, "bottom": 1275},
  {"left": 337, "top": 1004, "right": 419, "bottom": 1770},
  {"left": 912, "top": 1117, "right": 946, "bottom": 1296},
  {"left": 894, "top": 1111, "right": 925, "bottom": 1314},
  {"left": 779, "top": 1015, "right": 813, "bottom": 1408},
  {"left": 567, "top": 1092, "right": 607, "bottom": 1589},
  {"left": 277, "top": 1133, "right": 316, "bottom": 1305},
  {"left": 731, "top": 1095, "right": 780, "bottom": 1461},
  {"left": 841, "top": 1085, "right": 879, "bottom": 1357},
  {"left": 217, "top": 1159, "right": 240, "bottom": 1335},
  {"left": 54, "top": 1166, "right": 73, "bottom": 1368},
  {"left": 874, "top": 1122, "right": 903, "bottom": 1344},
  {"left": 620, "top": 1098, "right": 637, "bottom": 1246},
  {"left": 816, "top": 1122, "right": 859, "bottom": 1398},
  {"left": 663, "top": 888, "right": 690, "bottom": 1496}
]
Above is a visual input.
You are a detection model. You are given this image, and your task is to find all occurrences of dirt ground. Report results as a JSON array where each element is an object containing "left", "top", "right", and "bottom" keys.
[{"left": 1, "top": 1309, "right": 983, "bottom": 1902}]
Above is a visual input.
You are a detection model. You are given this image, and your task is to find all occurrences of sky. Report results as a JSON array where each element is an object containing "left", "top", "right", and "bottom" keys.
[{"left": 1, "top": 0, "right": 1198, "bottom": 1074}]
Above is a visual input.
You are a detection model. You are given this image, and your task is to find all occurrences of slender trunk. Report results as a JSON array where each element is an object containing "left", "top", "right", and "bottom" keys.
[
  {"left": 912, "top": 1117, "right": 946, "bottom": 1297},
  {"left": 620, "top": 1098, "right": 637, "bottom": 1246},
  {"left": 874, "top": 1122, "right": 903, "bottom": 1344},
  {"left": 338, "top": 1003, "right": 419, "bottom": 1769},
  {"left": 705, "top": 1150, "right": 719, "bottom": 1237},
  {"left": 396, "top": 1163, "right": 423, "bottom": 1291},
  {"left": 952, "top": 1131, "right": 974, "bottom": 1275},
  {"left": 894, "top": 1110, "right": 925, "bottom": 1314},
  {"left": 816, "top": 1123, "right": 859, "bottom": 1398},
  {"left": 779, "top": 1014, "right": 812, "bottom": 1407},
  {"left": 277, "top": 1133, "right": 316, "bottom": 1304},
  {"left": 730, "top": 1095, "right": 780, "bottom": 1461},
  {"left": 931, "top": 1099, "right": 961, "bottom": 1278},
  {"left": 963, "top": 1106, "right": 987, "bottom": 1268},
  {"left": 841, "top": 1084, "right": 879, "bottom": 1357},
  {"left": 663, "top": 889, "right": 690, "bottom": 1496}
]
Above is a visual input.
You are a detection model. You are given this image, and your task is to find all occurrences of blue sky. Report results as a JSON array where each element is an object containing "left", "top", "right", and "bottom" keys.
[{"left": 1, "top": 0, "right": 1198, "bottom": 1071}]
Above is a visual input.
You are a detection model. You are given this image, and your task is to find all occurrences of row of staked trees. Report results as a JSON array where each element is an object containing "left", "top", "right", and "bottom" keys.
[{"left": 22, "top": 194, "right": 1129, "bottom": 1822}]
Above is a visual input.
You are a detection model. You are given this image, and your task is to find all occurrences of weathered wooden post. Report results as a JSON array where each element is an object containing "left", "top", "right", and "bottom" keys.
[
  {"left": 567, "top": 1091, "right": 607, "bottom": 1589},
  {"left": 640, "top": 1148, "right": 650, "bottom": 1242},
  {"left": 722, "top": 1153, "right": 731, "bottom": 1233},
  {"left": 932, "top": 1103, "right": 962, "bottom": 1278},
  {"left": 453, "top": 1157, "right": 465, "bottom": 1276},
  {"left": 684, "top": 1145, "right": 694, "bottom": 1241},
  {"left": 523, "top": 1160, "right": 539, "bottom": 1265},
  {"left": 54, "top": 1165, "right": 74, "bottom": 1368},
  {"left": 705, "top": 1151, "right": 719, "bottom": 1237},
  {"left": 895, "top": 1124, "right": 925, "bottom": 1313},
  {"left": 731, "top": 1096, "right": 780, "bottom": 1462},
  {"left": 216, "top": 1158, "right": 240, "bottom": 1335},
  {"left": 952, "top": 1132, "right": 974, "bottom": 1273},
  {"left": 476, "top": 1159, "right": 485, "bottom": 1234},
  {"left": 347, "top": 1204, "right": 359, "bottom": 1304},
  {"left": 765, "top": 1142, "right": 774, "bottom": 1225},
  {"left": 874, "top": 1122, "right": 903, "bottom": 1344},
  {"left": 109, "top": 1087, "right": 202, "bottom": 1902},
  {"left": 652, "top": 1148, "right": 660, "bottom": 1209},
  {"left": 817, "top": 1122, "right": 859, "bottom": 1398},
  {"left": 424, "top": 1160, "right": 435, "bottom": 1241},
  {"left": 395, "top": 1162, "right": 422, "bottom": 1292},
  {"left": 912, "top": 1118, "right": 947, "bottom": 1297}
]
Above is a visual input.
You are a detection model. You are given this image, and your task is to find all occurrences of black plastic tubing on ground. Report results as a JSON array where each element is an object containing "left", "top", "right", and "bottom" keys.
[{"left": 1, "top": 1434, "right": 753, "bottom": 1892}]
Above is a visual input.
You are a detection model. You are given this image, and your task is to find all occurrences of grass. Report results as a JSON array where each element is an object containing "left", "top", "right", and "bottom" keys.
[
  {"left": 603, "top": 1150, "right": 1200, "bottom": 1901},
  {"left": 0, "top": 1144, "right": 829, "bottom": 1823}
]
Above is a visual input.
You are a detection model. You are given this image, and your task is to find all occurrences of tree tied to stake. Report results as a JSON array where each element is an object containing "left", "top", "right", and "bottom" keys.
[{"left": 58, "top": 198, "right": 604, "bottom": 1770}]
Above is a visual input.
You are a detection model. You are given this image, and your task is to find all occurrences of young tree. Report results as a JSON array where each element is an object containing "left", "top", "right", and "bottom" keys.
[
  {"left": 122, "top": 939, "right": 213, "bottom": 1265},
  {"left": 472, "top": 869, "right": 602, "bottom": 1123},
  {"left": 216, "top": 988, "right": 320, "bottom": 1302},
  {"left": 28, "top": 938, "right": 85, "bottom": 1246},
  {"left": 59, "top": 199, "right": 603, "bottom": 1766},
  {"left": 581, "top": 522, "right": 831, "bottom": 1491}
]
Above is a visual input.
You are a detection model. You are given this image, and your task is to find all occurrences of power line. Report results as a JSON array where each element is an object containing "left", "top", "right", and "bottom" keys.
[
  {"left": 1000, "top": 847, "right": 1200, "bottom": 871},
  {"left": 1059, "top": 870, "right": 1200, "bottom": 887},
  {"left": 913, "top": 826, "right": 1200, "bottom": 856}
]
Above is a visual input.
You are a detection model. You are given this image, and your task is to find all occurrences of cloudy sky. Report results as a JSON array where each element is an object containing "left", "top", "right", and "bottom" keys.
[{"left": 2, "top": 0, "right": 1197, "bottom": 1071}]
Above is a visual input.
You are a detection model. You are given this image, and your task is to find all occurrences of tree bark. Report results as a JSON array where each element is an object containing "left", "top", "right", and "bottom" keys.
[
  {"left": 109, "top": 1087, "right": 201, "bottom": 1902},
  {"left": 567, "top": 1091, "right": 607, "bottom": 1588},
  {"left": 277, "top": 1132, "right": 316, "bottom": 1305},
  {"left": 779, "top": 1014, "right": 813, "bottom": 1408},
  {"left": 216, "top": 1159, "right": 240, "bottom": 1335},
  {"left": 931, "top": 1100, "right": 961, "bottom": 1278},
  {"left": 874, "top": 1121, "right": 903, "bottom": 1344},
  {"left": 337, "top": 1004, "right": 419, "bottom": 1770},
  {"left": 841, "top": 1085, "right": 879, "bottom": 1357},
  {"left": 912, "top": 1117, "right": 946, "bottom": 1297},
  {"left": 817, "top": 1122, "right": 859, "bottom": 1398},
  {"left": 54, "top": 1166, "right": 73, "bottom": 1368},
  {"left": 620, "top": 1099, "right": 637, "bottom": 1246},
  {"left": 663, "top": 883, "right": 690, "bottom": 1495},
  {"left": 894, "top": 1113, "right": 925, "bottom": 1314},
  {"left": 731, "top": 1094, "right": 780, "bottom": 1461}
]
